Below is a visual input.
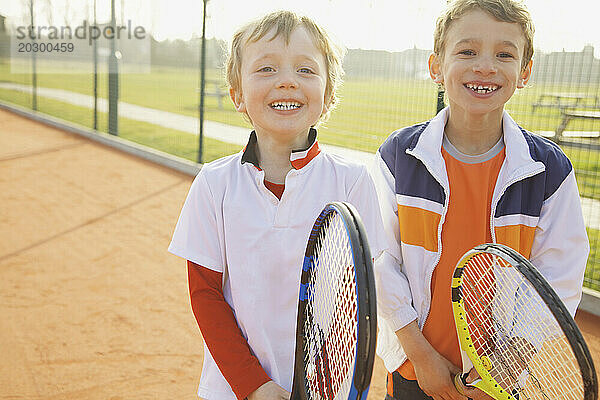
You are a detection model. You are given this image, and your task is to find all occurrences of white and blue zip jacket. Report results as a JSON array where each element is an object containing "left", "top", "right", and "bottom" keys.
[{"left": 371, "top": 108, "right": 589, "bottom": 372}]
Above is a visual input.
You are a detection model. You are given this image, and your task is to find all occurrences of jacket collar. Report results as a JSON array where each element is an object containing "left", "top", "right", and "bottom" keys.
[
  {"left": 241, "top": 128, "right": 321, "bottom": 171},
  {"left": 408, "top": 107, "right": 544, "bottom": 191},
  {"left": 407, "top": 108, "right": 449, "bottom": 190},
  {"left": 499, "top": 111, "right": 545, "bottom": 183}
]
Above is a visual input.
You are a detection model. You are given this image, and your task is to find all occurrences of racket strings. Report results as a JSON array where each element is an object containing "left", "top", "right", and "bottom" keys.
[
  {"left": 464, "top": 254, "right": 527, "bottom": 391},
  {"left": 303, "top": 213, "right": 358, "bottom": 399},
  {"left": 461, "top": 252, "right": 584, "bottom": 399},
  {"left": 469, "top": 259, "right": 527, "bottom": 388},
  {"left": 465, "top": 254, "right": 577, "bottom": 398}
]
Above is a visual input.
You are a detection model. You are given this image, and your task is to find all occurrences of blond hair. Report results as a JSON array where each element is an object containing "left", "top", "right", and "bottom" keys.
[
  {"left": 433, "top": 0, "right": 534, "bottom": 69},
  {"left": 226, "top": 10, "right": 346, "bottom": 122}
]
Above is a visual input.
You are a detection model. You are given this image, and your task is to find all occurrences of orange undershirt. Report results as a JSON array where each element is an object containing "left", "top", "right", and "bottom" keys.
[
  {"left": 185, "top": 181, "right": 285, "bottom": 398},
  {"left": 398, "top": 141, "right": 505, "bottom": 380},
  {"left": 264, "top": 180, "right": 285, "bottom": 200},
  {"left": 187, "top": 261, "right": 270, "bottom": 399}
]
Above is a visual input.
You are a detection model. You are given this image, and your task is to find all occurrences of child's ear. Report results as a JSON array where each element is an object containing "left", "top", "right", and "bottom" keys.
[
  {"left": 229, "top": 87, "right": 246, "bottom": 113},
  {"left": 322, "top": 92, "right": 334, "bottom": 115},
  {"left": 428, "top": 53, "right": 444, "bottom": 84},
  {"left": 517, "top": 59, "right": 533, "bottom": 89}
]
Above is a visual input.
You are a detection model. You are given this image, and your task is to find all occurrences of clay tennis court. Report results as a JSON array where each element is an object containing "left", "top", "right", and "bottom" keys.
[{"left": 1, "top": 106, "right": 599, "bottom": 399}]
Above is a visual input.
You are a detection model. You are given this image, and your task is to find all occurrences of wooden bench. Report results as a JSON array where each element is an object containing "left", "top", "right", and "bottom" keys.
[
  {"left": 198, "top": 80, "right": 228, "bottom": 109},
  {"left": 555, "top": 110, "right": 600, "bottom": 142},
  {"left": 533, "top": 92, "right": 600, "bottom": 113}
]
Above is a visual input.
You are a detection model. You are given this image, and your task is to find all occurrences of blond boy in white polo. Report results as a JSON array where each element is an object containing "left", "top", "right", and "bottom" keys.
[{"left": 169, "top": 11, "right": 386, "bottom": 400}]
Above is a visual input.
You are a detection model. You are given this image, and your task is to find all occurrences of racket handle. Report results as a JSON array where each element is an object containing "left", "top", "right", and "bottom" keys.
[
  {"left": 455, "top": 373, "right": 497, "bottom": 399},
  {"left": 453, "top": 373, "right": 469, "bottom": 395}
]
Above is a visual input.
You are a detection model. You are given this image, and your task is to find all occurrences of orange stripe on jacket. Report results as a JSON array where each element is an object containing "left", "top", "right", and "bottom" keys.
[
  {"left": 495, "top": 224, "right": 536, "bottom": 259},
  {"left": 398, "top": 205, "right": 441, "bottom": 253}
]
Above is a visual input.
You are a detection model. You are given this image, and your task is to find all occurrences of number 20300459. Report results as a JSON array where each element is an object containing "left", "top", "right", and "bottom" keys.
[{"left": 18, "top": 42, "right": 74, "bottom": 53}]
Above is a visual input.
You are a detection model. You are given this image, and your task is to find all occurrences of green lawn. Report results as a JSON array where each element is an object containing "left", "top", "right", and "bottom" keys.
[
  {"left": 2, "top": 61, "right": 600, "bottom": 290},
  {"left": 586, "top": 228, "right": 600, "bottom": 291},
  {"left": 3, "top": 63, "right": 599, "bottom": 194},
  {"left": 2, "top": 62, "right": 599, "bottom": 151},
  {"left": 0, "top": 87, "right": 240, "bottom": 163}
]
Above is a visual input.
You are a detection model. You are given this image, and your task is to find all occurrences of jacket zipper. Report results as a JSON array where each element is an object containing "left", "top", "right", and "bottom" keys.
[
  {"left": 409, "top": 150, "right": 544, "bottom": 330},
  {"left": 406, "top": 148, "right": 449, "bottom": 330}
]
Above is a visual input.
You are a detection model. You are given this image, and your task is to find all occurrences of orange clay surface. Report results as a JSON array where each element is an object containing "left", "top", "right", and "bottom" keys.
[{"left": 1, "top": 107, "right": 599, "bottom": 399}]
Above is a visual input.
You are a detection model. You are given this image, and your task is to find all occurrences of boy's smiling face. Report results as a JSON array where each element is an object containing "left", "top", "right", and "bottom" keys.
[
  {"left": 429, "top": 9, "right": 532, "bottom": 119},
  {"left": 230, "top": 26, "right": 329, "bottom": 146}
]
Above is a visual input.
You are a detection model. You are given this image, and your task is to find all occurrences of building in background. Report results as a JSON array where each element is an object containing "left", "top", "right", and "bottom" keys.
[
  {"left": 0, "top": 14, "right": 8, "bottom": 61},
  {"left": 533, "top": 45, "right": 600, "bottom": 84}
]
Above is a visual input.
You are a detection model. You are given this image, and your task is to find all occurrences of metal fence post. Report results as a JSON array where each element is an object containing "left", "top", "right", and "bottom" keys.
[
  {"left": 93, "top": 0, "right": 98, "bottom": 131},
  {"left": 436, "top": 84, "right": 445, "bottom": 114},
  {"left": 197, "top": 0, "right": 208, "bottom": 164},
  {"left": 108, "top": 0, "right": 119, "bottom": 135},
  {"left": 29, "top": 0, "right": 37, "bottom": 111}
]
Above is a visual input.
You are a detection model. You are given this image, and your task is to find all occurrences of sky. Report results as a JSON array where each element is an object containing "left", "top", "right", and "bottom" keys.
[{"left": 2, "top": 0, "right": 599, "bottom": 55}]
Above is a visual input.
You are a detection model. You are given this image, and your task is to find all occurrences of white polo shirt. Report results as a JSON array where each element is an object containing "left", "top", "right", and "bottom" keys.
[{"left": 169, "top": 131, "right": 386, "bottom": 399}]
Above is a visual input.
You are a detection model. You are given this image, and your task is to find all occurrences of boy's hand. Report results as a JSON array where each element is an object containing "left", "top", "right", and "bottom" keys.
[
  {"left": 395, "top": 321, "right": 467, "bottom": 400},
  {"left": 453, "top": 369, "right": 495, "bottom": 400},
  {"left": 412, "top": 349, "right": 467, "bottom": 400},
  {"left": 247, "top": 381, "right": 290, "bottom": 400}
]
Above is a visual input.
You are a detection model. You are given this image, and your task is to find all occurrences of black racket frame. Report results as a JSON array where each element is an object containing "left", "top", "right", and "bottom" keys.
[{"left": 290, "top": 202, "right": 377, "bottom": 400}]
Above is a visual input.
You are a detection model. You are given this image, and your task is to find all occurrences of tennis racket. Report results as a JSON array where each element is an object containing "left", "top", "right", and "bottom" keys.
[
  {"left": 451, "top": 243, "right": 597, "bottom": 400},
  {"left": 290, "top": 202, "right": 377, "bottom": 400}
]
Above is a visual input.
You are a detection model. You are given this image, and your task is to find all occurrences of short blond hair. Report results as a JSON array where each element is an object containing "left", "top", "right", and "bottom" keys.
[
  {"left": 226, "top": 10, "right": 346, "bottom": 122},
  {"left": 433, "top": 0, "right": 534, "bottom": 69}
]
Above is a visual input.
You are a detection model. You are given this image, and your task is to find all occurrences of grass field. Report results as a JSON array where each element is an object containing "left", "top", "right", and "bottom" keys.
[
  {"left": 586, "top": 228, "right": 600, "bottom": 291},
  {"left": 2, "top": 62, "right": 600, "bottom": 193},
  {"left": 0, "top": 86, "right": 240, "bottom": 162},
  {"left": 2, "top": 61, "right": 600, "bottom": 289},
  {"left": 2, "top": 62, "right": 600, "bottom": 146}
]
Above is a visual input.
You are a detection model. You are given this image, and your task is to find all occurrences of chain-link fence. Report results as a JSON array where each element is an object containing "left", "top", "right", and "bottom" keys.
[{"left": 0, "top": 0, "right": 599, "bottom": 290}]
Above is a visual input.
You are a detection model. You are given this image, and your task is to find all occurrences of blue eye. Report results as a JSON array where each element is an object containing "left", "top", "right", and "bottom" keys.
[
  {"left": 258, "top": 66, "right": 274, "bottom": 72},
  {"left": 298, "top": 67, "right": 314, "bottom": 74},
  {"left": 498, "top": 52, "right": 515, "bottom": 59}
]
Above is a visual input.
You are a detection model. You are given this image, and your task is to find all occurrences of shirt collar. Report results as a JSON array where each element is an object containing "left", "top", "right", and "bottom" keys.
[{"left": 241, "top": 128, "right": 321, "bottom": 170}]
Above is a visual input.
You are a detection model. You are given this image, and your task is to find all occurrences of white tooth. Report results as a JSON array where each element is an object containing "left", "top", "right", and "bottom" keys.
[
  {"left": 478, "top": 85, "right": 483, "bottom": 90},
  {"left": 271, "top": 101, "right": 301, "bottom": 109}
]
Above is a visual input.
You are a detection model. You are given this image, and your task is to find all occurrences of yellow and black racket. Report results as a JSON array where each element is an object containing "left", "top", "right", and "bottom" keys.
[{"left": 451, "top": 243, "right": 597, "bottom": 400}]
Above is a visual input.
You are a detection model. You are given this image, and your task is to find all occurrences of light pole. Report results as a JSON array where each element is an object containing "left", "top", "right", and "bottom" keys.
[
  {"left": 437, "top": 0, "right": 450, "bottom": 114},
  {"left": 93, "top": 0, "right": 98, "bottom": 130},
  {"left": 29, "top": 0, "right": 37, "bottom": 111},
  {"left": 197, "top": 0, "right": 209, "bottom": 163},
  {"left": 108, "top": 0, "right": 119, "bottom": 135}
]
